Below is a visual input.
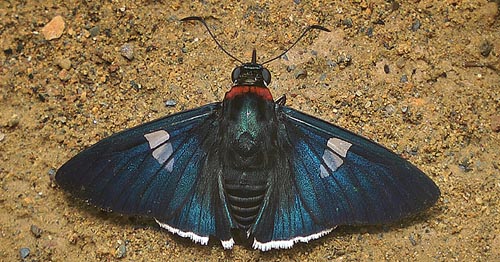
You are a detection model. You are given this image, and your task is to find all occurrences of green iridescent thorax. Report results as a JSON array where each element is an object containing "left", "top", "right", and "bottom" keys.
[
  {"left": 234, "top": 97, "right": 261, "bottom": 137},
  {"left": 221, "top": 93, "right": 278, "bottom": 169}
]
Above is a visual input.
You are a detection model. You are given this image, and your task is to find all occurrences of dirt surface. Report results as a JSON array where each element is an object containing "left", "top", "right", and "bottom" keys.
[{"left": 1, "top": 0, "right": 499, "bottom": 261}]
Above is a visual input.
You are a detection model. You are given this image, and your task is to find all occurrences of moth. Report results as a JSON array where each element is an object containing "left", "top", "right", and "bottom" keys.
[{"left": 56, "top": 17, "right": 440, "bottom": 251}]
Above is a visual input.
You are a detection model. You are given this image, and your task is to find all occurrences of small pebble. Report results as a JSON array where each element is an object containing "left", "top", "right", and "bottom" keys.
[
  {"left": 4, "top": 48, "right": 13, "bottom": 56},
  {"left": 411, "top": 19, "right": 421, "bottom": 32},
  {"left": 89, "top": 26, "right": 100, "bottom": 37},
  {"left": 295, "top": 69, "right": 307, "bottom": 79},
  {"left": 41, "top": 15, "right": 65, "bottom": 40},
  {"left": 326, "top": 59, "right": 337, "bottom": 67},
  {"left": 0, "top": 132, "right": 4, "bottom": 142},
  {"left": 58, "top": 69, "right": 70, "bottom": 81},
  {"left": 56, "top": 57, "right": 71, "bottom": 70},
  {"left": 121, "top": 43, "right": 134, "bottom": 60},
  {"left": 400, "top": 74, "right": 408, "bottom": 83},
  {"left": 19, "top": 247, "right": 30, "bottom": 259},
  {"left": 286, "top": 65, "right": 296, "bottom": 72},
  {"left": 16, "top": 42, "right": 24, "bottom": 53},
  {"left": 130, "top": 80, "right": 141, "bottom": 90},
  {"left": 164, "top": 99, "right": 177, "bottom": 107},
  {"left": 7, "top": 114, "right": 20, "bottom": 128},
  {"left": 384, "top": 64, "right": 390, "bottom": 74},
  {"left": 115, "top": 240, "right": 127, "bottom": 259},
  {"left": 30, "top": 225, "right": 42, "bottom": 238},
  {"left": 337, "top": 54, "right": 352, "bottom": 67},
  {"left": 366, "top": 27, "right": 373, "bottom": 37},
  {"left": 385, "top": 104, "right": 395, "bottom": 115},
  {"left": 55, "top": 116, "right": 67, "bottom": 124},
  {"left": 109, "top": 64, "right": 120, "bottom": 73},
  {"left": 459, "top": 158, "right": 472, "bottom": 172},
  {"left": 480, "top": 40, "right": 493, "bottom": 57},
  {"left": 342, "top": 18, "right": 353, "bottom": 28},
  {"left": 409, "top": 234, "right": 417, "bottom": 246}
]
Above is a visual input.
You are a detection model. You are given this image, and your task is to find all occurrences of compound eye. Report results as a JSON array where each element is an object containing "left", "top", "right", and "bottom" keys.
[
  {"left": 262, "top": 68, "right": 271, "bottom": 85},
  {"left": 231, "top": 67, "right": 241, "bottom": 83}
]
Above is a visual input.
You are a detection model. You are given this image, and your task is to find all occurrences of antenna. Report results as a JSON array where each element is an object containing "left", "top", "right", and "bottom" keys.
[
  {"left": 181, "top": 16, "right": 243, "bottom": 64},
  {"left": 181, "top": 16, "right": 330, "bottom": 65},
  {"left": 262, "top": 25, "right": 330, "bottom": 65}
]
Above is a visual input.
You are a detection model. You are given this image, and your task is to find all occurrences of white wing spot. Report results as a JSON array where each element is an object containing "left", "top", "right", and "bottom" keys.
[
  {"left": 327, "top": 137, "right": 352, "bottom": 157},
  {"left": 144, "top": 130, "right": 170, "bottom": 149},
  {"left": 144, "top": 130, "right": 174, "bottom": 171},
  {"left": 321, "top": 137, "right": 352, "bottom": 178},
  {"left": 320, "top": 150, "right": 343, "bottom": 178},
  {"left": 152, "top": 142, "right": 174, "bottom": 172}
]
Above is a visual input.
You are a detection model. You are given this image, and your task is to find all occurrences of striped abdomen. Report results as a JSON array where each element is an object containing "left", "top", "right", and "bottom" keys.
[{"left": 224, "top": 176, "right": 268, "bottom": 230}]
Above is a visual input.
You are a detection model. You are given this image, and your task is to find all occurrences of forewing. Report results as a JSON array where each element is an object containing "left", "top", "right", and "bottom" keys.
[
  {"left": 282, "top": 106, "right": 440, "bottom": 223},
  {"left": 251, "top": 106, "right": 440, "bottom": 250},
  {"left": 56, "top": 103, "right": 234, "bottom": 246}
]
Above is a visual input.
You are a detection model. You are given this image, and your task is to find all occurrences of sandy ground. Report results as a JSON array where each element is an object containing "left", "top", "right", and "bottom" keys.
[{"left": 1, "top": 0, "right": 499, "bottom": 261}]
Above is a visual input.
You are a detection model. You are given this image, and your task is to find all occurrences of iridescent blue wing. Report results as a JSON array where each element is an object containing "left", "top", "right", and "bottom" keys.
[
  {"left": 251, "top": 106, "right": 440, "bottom": 250},
  {"left": 56, "top": 103, "right": 235, "bottom": 248}
]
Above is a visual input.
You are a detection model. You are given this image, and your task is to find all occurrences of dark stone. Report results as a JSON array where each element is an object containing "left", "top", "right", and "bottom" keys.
[
  {"left": 480, "top": 40, "right": 493, "bottom": 57},
  {"left": 411, "top": 19, "right": 421, "bottom": 32},
  {"left": 366, "top": 27, "right": 374, "bottom": 37},
  {"left": 400, "top": 74, "right": 408, "bottom": 83},
  {"left": 19, "top": 247, "right": 30, "bottom": 259},
  {"left": 30, "top": 225, "right": 43, "bottom": 238},
  {"left": 342, "top": 18, "right": 353, "bottom": 28},
  {"left": 89, "top": 26, "right": 100, "bottom": 37}
]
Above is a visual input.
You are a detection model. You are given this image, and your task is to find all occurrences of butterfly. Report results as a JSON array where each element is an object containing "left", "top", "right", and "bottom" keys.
[{"left": 56, "top": 17, "right": 440, "bottom": 251}]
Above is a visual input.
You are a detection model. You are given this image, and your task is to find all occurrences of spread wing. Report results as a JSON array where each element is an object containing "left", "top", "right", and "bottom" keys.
[
  {"left": 251, "top": 106, "right": 440, "bottom": 251},
  {"left": 56, "top": 103, "right": 235, "bottom": 248}
]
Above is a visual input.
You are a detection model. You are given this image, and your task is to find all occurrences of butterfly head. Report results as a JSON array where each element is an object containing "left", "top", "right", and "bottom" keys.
[{"left": 231, "top": 50, "right": 271, "bottom": 87}]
